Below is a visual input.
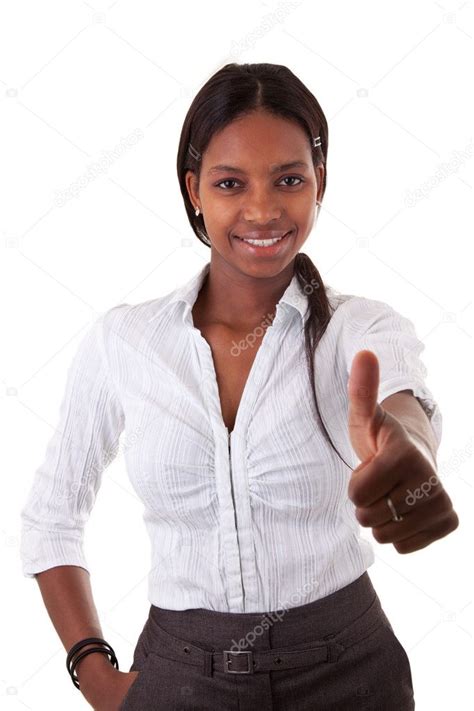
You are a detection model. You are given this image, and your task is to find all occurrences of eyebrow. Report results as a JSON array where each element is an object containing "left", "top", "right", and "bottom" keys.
[{"left": 207, "top": 160, "right": 310, "bottom": 175}]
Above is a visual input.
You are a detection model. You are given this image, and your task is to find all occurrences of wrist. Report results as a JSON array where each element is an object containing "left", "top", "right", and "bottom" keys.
[
  {"left": 406, "top": 428, "right": 437, "bottom": 471},
  {"left": 74, "top": 644, "right": 116, "bottom": 686},
  {"left": 78, "top": 657, "right": 117, "bottom": 706}
]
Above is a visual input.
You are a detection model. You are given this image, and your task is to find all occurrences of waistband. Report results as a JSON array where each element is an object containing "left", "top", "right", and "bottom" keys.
[
  {"left": 142, "top": 573, "right": 389, "bottom": 676},
  {"left": 148, "top": 572, "right": 377, "bottom": 647}
]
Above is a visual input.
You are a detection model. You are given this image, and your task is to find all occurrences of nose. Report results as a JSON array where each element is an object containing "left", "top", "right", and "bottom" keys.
[{"left": 241, "top": 186, "right": 283, "bottom": 224}]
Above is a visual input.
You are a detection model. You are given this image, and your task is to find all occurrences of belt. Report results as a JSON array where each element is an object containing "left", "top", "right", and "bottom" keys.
[{"left": 146, "top": 594, "right": 386, "bottom": 676}]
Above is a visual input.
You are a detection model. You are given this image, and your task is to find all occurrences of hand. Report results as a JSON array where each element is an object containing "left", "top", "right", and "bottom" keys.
[
  {"left": 347, "top": 349, "right": 459, "bottom": 554},
  {"left": 78, "top": 661, "right": 141, "bottom": 711}
]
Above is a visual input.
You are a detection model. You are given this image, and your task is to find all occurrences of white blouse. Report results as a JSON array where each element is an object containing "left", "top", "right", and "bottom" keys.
[{"left": 19, "top": 261, "right": 442, "bottom": 613}]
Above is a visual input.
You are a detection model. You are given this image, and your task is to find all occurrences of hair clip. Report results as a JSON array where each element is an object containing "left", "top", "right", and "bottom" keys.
[
  {"left": 313, "top": 135, "right": 322, "bottom": 148},
  {"left": 188, "top": 142, "right": 201, "bottom": 161}
]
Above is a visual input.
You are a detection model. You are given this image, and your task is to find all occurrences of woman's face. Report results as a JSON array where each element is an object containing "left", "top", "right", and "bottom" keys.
[{"left": 185, "top": 109, "right": 325, "bottom": 279}]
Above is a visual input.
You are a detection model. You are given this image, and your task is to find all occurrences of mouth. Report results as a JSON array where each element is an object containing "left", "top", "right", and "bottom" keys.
[{"left": 232, "top": 229, "right": 294, "bottom": 255}]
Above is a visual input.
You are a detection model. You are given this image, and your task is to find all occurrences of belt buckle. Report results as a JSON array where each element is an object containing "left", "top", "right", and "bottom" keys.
[{"left": 223, "top": 650, "right": 253, "bottom": 674}]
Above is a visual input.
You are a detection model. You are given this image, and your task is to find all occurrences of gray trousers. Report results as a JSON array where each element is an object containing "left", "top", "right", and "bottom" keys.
[{"left": 118, "top": 572, "right": 415, "bottom": 710}]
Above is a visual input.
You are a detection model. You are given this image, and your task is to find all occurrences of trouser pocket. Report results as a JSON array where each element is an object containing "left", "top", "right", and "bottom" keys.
[
  {"left": 118, "top": 654, "right": 153, "bottom": 711},
  {"left": 347, "top": 621, "right": 415, "bottom": 710}
]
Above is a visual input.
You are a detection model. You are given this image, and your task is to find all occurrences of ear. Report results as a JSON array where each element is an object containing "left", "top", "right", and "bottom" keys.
[
  {"left": 315, "top": 164, "right": 325, "bottom": 203},
  {"left": 185, "top": 170, "right": 200, "bottom": 208}
]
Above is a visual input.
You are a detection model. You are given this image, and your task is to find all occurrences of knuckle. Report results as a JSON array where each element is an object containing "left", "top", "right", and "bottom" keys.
[
  {"left": 355, "top": 507, "right": 370, "bottom": 526},
  {"left": 372, "top": 527, "right": 389, "bottom": 544},
  {"left": 348, "top": 485, "right": 363, "bottom": 507},
  {"left": 395, "top": 541, "right": 413, "bottom": 554},
  {"left": 451, "top": 511, "right": 460, "bottom": 530},
  {"left": 442, "top": 511, "right": 459, "bottom": 534}
]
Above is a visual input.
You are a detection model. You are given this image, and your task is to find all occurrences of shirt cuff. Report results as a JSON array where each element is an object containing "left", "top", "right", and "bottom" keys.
[{"left": 20, "top": 524, "right": 90, "bottom": 578}]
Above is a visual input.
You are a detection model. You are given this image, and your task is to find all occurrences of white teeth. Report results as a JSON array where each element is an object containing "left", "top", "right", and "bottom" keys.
[{"left": 240, "top": 234, "right": 287, "bottom": 247}]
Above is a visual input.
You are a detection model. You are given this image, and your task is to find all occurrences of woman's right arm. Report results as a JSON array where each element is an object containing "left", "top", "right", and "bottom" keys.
[
  {"left": 35, "top": 565, "right": 137, "bottom": 710},
  {"left": 20, "top": 309, "right": 133, "bottom": 709}
]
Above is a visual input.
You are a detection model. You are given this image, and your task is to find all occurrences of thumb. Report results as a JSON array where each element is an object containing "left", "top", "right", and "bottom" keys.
[{"left": 348, "top": 349, "right": 381, "bottom": 432}]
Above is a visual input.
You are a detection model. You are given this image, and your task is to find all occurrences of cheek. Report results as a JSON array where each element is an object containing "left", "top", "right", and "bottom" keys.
[
  {"left": 293, "top": 198, "right": 316, "bottom": 227},
  {"left": 283, "top": 190, "right": 318, "bottom": 223},
  {"left": 298, "top": 189, "right": 318, "bottom": 210},
  {"left": 204, "top": 202, "right": 236, "bottom": 229},
  {"left": 302, "top": 198, "right": 317, "bottom": 224}
]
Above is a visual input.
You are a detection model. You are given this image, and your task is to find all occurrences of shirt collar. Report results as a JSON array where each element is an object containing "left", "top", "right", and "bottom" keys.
[{"left": 167, "top": 261, "right": 310, "bottom": 325}]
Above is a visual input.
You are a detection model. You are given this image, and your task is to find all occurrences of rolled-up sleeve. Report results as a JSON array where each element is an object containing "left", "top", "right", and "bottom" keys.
[
  {"left": 19, "top": 309, "right": 125, "bottom": 578},
  {"left": 343, "top": 297, "right": 443, "bottom": 448}
]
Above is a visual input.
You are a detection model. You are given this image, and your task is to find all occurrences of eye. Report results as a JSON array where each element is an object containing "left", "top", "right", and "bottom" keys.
[
  {"left": 280, "top": 176, "right": 304, "bottom": 187},
  {"left": 215, "top": 179, "right": 240, "bottom": 190},
  {"left": 214, "top": 176, "right": 305, "bottom": 190}
]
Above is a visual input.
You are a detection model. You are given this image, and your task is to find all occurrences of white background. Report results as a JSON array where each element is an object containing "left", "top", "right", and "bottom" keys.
[{"left": 1, "top": 0, "right": 472, "bottom": 709}]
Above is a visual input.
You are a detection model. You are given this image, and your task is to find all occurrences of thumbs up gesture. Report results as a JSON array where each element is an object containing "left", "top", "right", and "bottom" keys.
[{"left": 347, "top": 350, "right": 459, "bottom": 554}]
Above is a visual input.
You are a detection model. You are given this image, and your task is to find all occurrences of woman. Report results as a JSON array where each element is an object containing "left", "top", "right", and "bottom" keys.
[{"left": 20, "top": 62, "right": 458, "bottom": 710}]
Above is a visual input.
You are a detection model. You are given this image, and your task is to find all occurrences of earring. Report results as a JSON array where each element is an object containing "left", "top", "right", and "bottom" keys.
[
  {"left": 316, "top": 200, "right": 321, "bottom": 207},
  {"left": 195, "top": 206, "right": 200, "bottom": 216}
]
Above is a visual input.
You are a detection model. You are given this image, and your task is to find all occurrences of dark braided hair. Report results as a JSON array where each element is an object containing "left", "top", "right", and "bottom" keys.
[{"left": 177, "top": 62, "right": 351, "bottom": 469}]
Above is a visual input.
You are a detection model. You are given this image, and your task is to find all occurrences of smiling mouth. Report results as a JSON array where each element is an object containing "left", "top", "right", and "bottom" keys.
[{"left": 233, "top": 230, "right": 293, "bottom": 247}]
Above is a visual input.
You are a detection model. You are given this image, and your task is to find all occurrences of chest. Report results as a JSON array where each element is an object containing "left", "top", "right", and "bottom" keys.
[
  {"left": 196, "top": 323, "right": 265, "bottom": 434},
  {"left": 117, "top": 310, "right": 350, "bottom": 523}
]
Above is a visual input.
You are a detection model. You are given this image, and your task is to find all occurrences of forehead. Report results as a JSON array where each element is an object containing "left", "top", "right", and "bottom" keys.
[{"left": 203, "top": 112, "right": 310, "bottom": 165}]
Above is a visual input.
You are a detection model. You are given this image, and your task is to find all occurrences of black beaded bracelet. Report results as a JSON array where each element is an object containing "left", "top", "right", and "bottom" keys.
[{"left": 66, "top": 637, "right": 119, "bottom": 690}]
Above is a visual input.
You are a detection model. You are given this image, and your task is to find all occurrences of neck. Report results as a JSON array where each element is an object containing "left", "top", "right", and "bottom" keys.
[{"left": 194, "top": 257, "right": 295, "bottom": 330}]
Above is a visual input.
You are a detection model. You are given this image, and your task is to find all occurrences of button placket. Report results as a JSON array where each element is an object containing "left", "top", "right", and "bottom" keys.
[
  {"left": 229, "top": 307, "right": 289, "bottom": 610},
  {"left": 190, "top": 305, "right": 289, "bottom": 612}
]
